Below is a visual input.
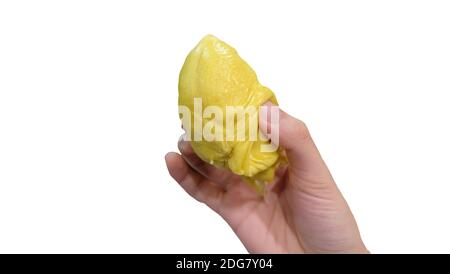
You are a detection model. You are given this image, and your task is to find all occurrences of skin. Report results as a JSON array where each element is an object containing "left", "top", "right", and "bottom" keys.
[{"left": 165, "top": 102, "right": 368, "bottom": 253}]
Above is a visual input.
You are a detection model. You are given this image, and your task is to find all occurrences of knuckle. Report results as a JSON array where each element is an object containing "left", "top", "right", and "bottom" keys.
[{"left": 291, "top": 119, "right": 310, "bottom": 141}]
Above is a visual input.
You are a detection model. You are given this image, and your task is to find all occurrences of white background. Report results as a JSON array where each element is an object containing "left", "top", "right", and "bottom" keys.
[{"left": 1, "top": 1, "right": 449, "bottom": 253}]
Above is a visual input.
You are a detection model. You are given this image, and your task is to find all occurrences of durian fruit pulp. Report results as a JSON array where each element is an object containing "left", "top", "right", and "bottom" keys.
[{"left": 178, "top": 35, "right": 283, "bottom": 194}]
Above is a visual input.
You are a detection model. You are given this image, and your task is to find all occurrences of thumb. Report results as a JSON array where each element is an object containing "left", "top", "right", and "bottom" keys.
[{"left": 259, "top": 102, "right": 337, "bottom": 194}]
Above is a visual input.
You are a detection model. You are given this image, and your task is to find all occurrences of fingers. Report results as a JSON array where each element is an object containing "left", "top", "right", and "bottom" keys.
[
  {"left": 165, "top": 152, "right": 223, "bottom": 210},
  {"left": 178, "top": 140, "right": 242, "bottom": 188}
]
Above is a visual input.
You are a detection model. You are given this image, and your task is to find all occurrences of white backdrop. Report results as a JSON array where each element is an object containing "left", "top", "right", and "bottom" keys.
[{"left": 1, "top": 1, "right": 450, "bottom": 253}]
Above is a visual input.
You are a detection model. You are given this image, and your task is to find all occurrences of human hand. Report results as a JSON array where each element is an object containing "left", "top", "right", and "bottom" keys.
[{"left": 165, "top": 103, "right": 368, "bottom": 253}]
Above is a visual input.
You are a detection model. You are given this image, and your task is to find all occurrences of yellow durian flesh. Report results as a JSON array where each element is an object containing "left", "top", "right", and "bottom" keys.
[{"left": 178, "top": 35, "right": 281, "bottom": 193}]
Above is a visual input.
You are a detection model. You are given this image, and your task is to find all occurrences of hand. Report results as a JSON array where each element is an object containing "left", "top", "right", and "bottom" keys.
[{"left": 165, "top": 103, "right": 368, "bottom": 253}]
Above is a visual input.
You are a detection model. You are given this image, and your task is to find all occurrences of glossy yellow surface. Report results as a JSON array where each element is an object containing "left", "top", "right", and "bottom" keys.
[{"left": 178, "top": 35, "right": 282, "bottom": 193}]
